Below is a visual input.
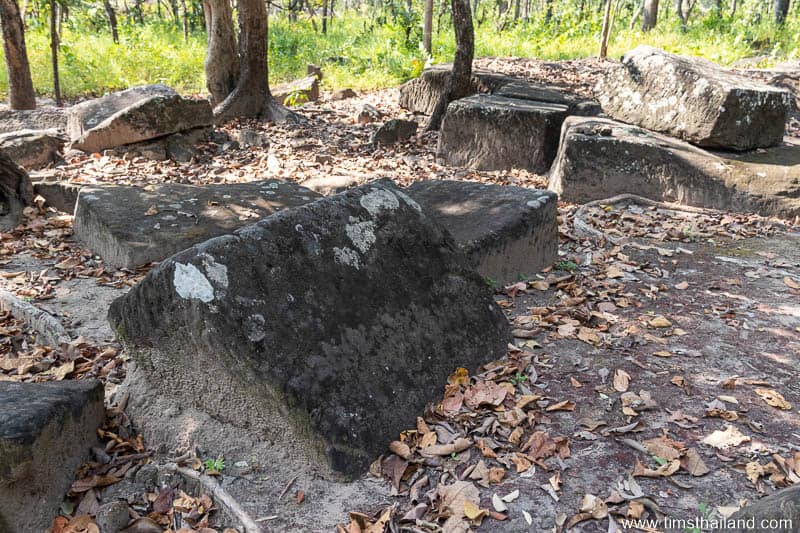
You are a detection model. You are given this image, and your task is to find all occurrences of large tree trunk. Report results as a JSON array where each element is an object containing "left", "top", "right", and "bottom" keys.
[
  {"left": 423, "top": 0, "right": 433, "bottom": 54},
  {"left": 775, "top": 0, "right": 790, "bottom": 24},
  {"left": 641, "top": 0, "right": 658, "bottom": 30},
  {"left": 213, "top": 0, "right": 285, "bottom": 121},
  {"left": 426, "top": 0, "right": 473, "bottom": 131},
  {"left": 0, "top": 0, "right": 36, "bottom": 110},
  {"left": 203, "top": 0, "right": 240, "bottom": 105}
]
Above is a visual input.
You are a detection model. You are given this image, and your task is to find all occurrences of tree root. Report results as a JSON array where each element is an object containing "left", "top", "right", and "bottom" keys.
[{"left": 163, "top": 463, "right": 264, "bottom": 533}]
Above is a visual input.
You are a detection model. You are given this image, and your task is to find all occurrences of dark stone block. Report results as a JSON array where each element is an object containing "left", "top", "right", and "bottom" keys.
[{"left": 108, "top": 180, "right": 510, "bottom": 479}]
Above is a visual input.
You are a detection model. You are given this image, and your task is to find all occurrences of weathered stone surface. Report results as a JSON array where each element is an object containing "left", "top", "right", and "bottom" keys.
[
  {"left": 548, "top": 116, "right": 800, "bottom": 219},
  {"left": 437, "top": 95, "right": 568, "bottom": 173},
  {"left": 300, "top": 174, "right": 369, "bottom": 196},
  {"left": 0, "top": 129, "right": 65, "bottom": 169},
  {"left": 596, "top": 46, "right": 792, "bottom": 151},
  {"left": 235, "top": 127, "right": 269, "bottom": 148},
  {"left": 722, "top": 485, "right": 800, "bottom": 532},
  {"left": 332, "top": 88, "right": 358, "bottom": 101},
  {"left": 32, "top": 180, "right": 83, "bottom": 213},
  {"left": 398, "top": 64, "right": 511, "bottom": 115},
  {"left": 372, "top": 119, "right": 418, "bottom": 145},
  {"left": 107, "top": 181, "right": 510, "bottom": 478},
  {"left": 0, "top": 151, "right": 34, "bottom": 230},
  {"left": 273, "top": 75, "right": 320, "bottom": 106},
  {"left": 356, "top": 104, "right": 384, "bottom": 124},
  {"left": 493, "top": 80, "right": 602, "bottom": 117},
  {"left": 95, "top": 500, "right": 130, "bottom": 533},
  {"left": 407, "top": 180, "right": 558, "bottom": 283},
  {"left": 74, "top": 180, "right": 321, "bottom": 268},
  {"left": 0, "top": 107, "right": 67, "bottom": 134},
  {"left": 68, "top": 85, "right": 214, "bottom": 153},
  {"left": 0, "top": 380, "right": 104, "bottom": 533}
]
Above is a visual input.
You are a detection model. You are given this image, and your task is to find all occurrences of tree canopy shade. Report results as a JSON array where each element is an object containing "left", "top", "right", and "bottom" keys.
[{"left": 0, "top": 0, "right": 35, "bottom": 109}]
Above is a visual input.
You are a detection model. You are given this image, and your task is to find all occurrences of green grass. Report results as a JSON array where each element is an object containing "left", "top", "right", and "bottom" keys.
[{"left": 1, "top": 3, "right": 798, "bottom": 99}]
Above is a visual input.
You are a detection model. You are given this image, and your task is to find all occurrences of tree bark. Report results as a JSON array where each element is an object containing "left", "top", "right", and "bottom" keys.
[
  {"left": 49, "top": 0, "right": 61, "bottom": 105},
  {"left": 213, "top": 0, "right": 285, "bottom": 121},
  {"left": 426, "top": 0, "right": 473, "bottom": 131},
  {"left": 641, "top": 0, "right": 658, "bottom": 30},
  {"left": 599, "top": 0, "right": 612, "bottom": 58},
  {"left": 204, "top": 0, "right": 240, "bottom": 106},
  {"left": 775, "top": 0, "right": 790, "bottom": 24},
  {"left": 423, "top": 0, "right": 433, "bottom": 54},
  {"left": 0, "top": 0, "right": 36, "bottom": 109},
  {"left": 103, "top": 0, "right": 120, "bottom": 43}
]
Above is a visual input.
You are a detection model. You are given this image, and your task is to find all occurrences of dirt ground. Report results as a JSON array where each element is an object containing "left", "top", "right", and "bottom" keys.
[{"left": 1, "top": 58, "right": 800, "bottom": 532}]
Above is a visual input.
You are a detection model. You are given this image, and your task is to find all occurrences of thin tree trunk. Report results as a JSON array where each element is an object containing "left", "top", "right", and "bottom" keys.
[
  {"left": 513, "top": 0, "right": 520, "bottom": 20},
  {"left": 103, "top": 0, "right": 120, "bottom": 42},
  {"left": 426, "top": 0, "right": 473, "bottom": 131},
  {"left": 204, "top": 0, "right": 240, "bottom": 105},
  {"left": 182, "top": 0, "right": 189, "bottom": 39},
  {"left": 629, "top": 0, "right": 642, "bottom": 29},
  {"left": 641, "top": 0, "right": 658, "bottom": 30},
  {"left": 49, "top": 0, "right": 60, "bottom": 105},
  {"left": 322, "top": 0, "right": 328, "bottom": 33},
  {"left": 0, "top": 0, "right": 36, "bottom": 109},
  {"left": 423, "top": 0, "right": 432, "bottom": 53},
  {"left": 599, "top": 0, "right": 612, "bottom": 58},
  {"left": 775, "top": 0, "right": 790, "bottom": 24},
  {"left": 214, "top": 0, "right": 285, "bottom": 120}
]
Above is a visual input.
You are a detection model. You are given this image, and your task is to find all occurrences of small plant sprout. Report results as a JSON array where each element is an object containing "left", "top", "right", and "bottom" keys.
[
  {"left": 203, "top": 456, "right": 225, "bottom": 474},
  {"left": 556, "top": 260, "right": 578, "bottom": 272}
]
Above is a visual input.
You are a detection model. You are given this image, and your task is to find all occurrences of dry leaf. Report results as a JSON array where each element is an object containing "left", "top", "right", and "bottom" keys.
[
  {"left": 755, "top": 388, "right": 792, "bottom": 410},
  {"left": 613, "top": 369, "right": 631, "bottom": 392},
  {"left": 784, "top": 277, "right": 800, "bottom": 290},
  {"left": 648, "top": 316, "right": 672, "bottom": 328},
  {"left": 681, "top": 448, "right": 710, "bottom": 476},
  {"left": 702, "top": 425, "right": 750, "bottom": 449}
]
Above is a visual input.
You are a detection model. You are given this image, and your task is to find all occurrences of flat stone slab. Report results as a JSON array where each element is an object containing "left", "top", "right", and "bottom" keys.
[
  {"left": 0, "top": 129, "right": 64, "bottom": 170},
  {"left": 107, "top": 181, "right": 510, "bottom": 479},
  {"left": 273, "top": 75, "right": 320, "bottom": 106},
  {"left": 73, "top": 180, "right": 321, "bottom": 269},
  {"left": 596, "top": 46, "right": 792, "bottom": 151},
  {"left": 548, "top": 116, "right": 800, "bottom": 219},
  {"left": 32, "top": 180, "right": 84, "bottom": 213},
  {"left": 0, "top": 108, "right": 66, "bottom": 134},
  {"left": 0, "top": 380, "right": 104, "bottom": 533},
  {"left": 407, "top": 180, "right": 558, "bottom": 283},
  {"left": 398, "top": 64, "right": 511, "bottom": 115},
  {"left": 67, "top": 85, "right": 214, "bottom": 153},
  {"left": 437, "top": 94, "right": 568, "bottom": 173}
]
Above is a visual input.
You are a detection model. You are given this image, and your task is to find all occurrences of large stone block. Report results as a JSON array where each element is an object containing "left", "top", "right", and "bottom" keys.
[
  {"left": 67, "top": 85, "right": 213, "bottom": 153},
  {"left": 437, "top": 94, "right": 568, "bottom": 173},
  {"left": 548, "top": 116, "right": 800, "bottom": 219},
  {"left": 398, "top": 64, "right": 512, "bottom": 115},
  {"left": 596, "top": 46, "right": 792, "bottom": 151},
  {"left": 32, "top": 180, "right": 84, "bottom": 213},
  {"left": 0, "top": 380, "right": 104, "bottom": 533},
  {"left": 407, "top": 180, "right": 558, "bottom": 283},
  {"left": 107, "top": 181, "right": 510, "bottom": 478},
  {"left": 0, "top": 108, "right": 66, "bottom": 134},
  {"left": 74, "top": 180, "right": 321, "bottom": 269},
  {"left": 0, "top": 151, "right": 33, "bottom": 231},
  {"left": 722, "top": 485, "right": 800, "bottom": 532},
  {"left": 0, "top": 129, "right": 64, "bottom": 169}
]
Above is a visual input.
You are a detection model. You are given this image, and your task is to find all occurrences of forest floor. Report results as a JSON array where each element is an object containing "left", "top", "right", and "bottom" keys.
[{"left": 2, "top": 57, "right": 800, "bottom": 532}]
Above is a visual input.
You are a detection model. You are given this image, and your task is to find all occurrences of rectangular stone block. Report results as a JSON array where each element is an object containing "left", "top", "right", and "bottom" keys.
[
  {"left": 407, "top": 180, "right": 558, "bottom": 284},
  {"left": 73, "top": 180, "right": 321, "bottom": 269},
  {"left": 437, "top": 95, "right": 568, "bottom": 173},
  {"left": 0, "top": 380, "right": 104, "bottom": 533}
]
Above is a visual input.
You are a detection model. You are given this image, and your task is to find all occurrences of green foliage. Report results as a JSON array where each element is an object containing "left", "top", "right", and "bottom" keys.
[
  {"left": 203, "top": 456, "right": 225, "bottom": 472},
  {"left": 556, "top": 260, "right": 578, "bottom": 272},
  {"left": 0, "top": 0, "right": 798, "bottom": 99}
]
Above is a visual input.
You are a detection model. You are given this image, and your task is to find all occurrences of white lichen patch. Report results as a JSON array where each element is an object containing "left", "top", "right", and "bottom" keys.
[
  {"left": 201, "top": 254, "right": 229, "bottom": 290},
  {"left": 345, "top": 220, "right": 376, "bottom": 254},
  {"left": 360, "top": 188, "right": 399, "bottom": 216},
  {"left": 245, "top": 314, "right": 267, "bottom": 342},
  {"left": 333, "top": 246, "right": 361, "bottom": 269},
  {"left": 173, "top": 262, "right": 215, "bottom": 303},
  {"left": 526, "top": 200, "right": 542, "bottom": 209}
]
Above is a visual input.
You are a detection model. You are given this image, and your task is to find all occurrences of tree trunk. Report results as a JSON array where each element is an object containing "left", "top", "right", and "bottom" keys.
[
  {"left": 103, "top": 0, "right": 120, "bottom": 42},
  {"left": 204, "top": 0, "right": 240, "bottom": 105},
  {"left": 513, "top": 0, "right": 520, "bottom": 20},
  {"left": 599, "top": 0, "right": 612, "bottom": 58},
  {"left": 629, "top": 0, "right": 642, "bottom": 30},
  {"left": 49, "top": 0, "right": 61, "bottom": 105},
  {"left": 775, "top": 0, "right": 790, "bottom": 24},
  {"left": 214, "top": 0, "right": 285, "bottom": 121},
  {"left": 641, "top": 0, "right": 658, "bottom": 30},
  {"left": 0, "top": 0, "right": 35, "bottom": 109},
  {"left": 423, "top": 0, "right": 432, "bottom": 53},
  {"left": 322, "top": 0, "right": 328, "bottom": 34},
  {"left": 426, "top": 0, "right": 473, "bottom": 131},
  {"left": 730, "top": 0, "right": 738, "bottom": 17}
]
